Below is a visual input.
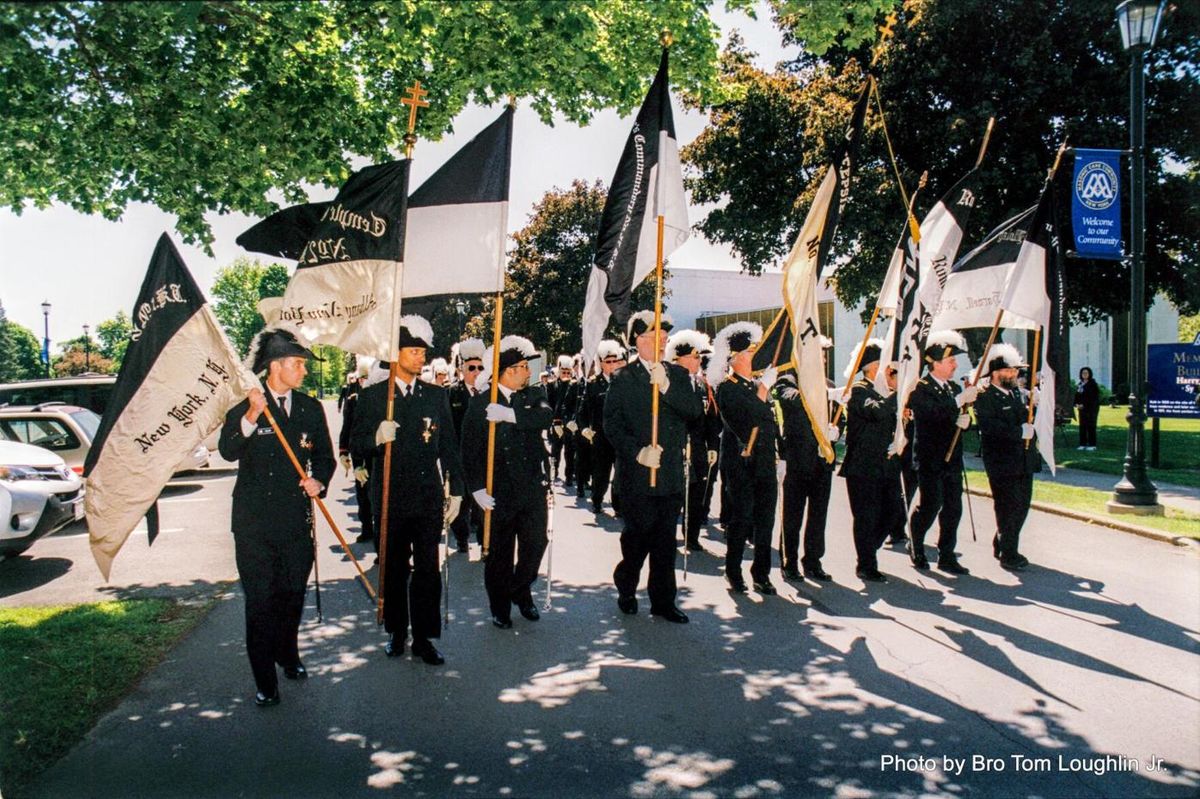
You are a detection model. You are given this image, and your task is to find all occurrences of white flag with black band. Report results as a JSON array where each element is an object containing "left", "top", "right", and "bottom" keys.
[{"left": 85, "top": 234, "right": 257, "bottom": 579}]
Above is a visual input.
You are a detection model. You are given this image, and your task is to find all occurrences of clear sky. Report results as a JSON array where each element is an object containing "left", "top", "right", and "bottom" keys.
[{"left": 0, "top": 4, "right": 790, "bottom": 348}]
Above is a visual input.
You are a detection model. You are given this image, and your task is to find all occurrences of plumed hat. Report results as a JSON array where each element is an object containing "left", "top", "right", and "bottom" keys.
[
  {"left": 486, "top": 335, "right": 538, "bottom": 373},
  {"left": 707, "top": 321, "right": 763, "bottom": 386},
  {"left": 556, "top": 354, "right": 574, "bottom": 370},
  {"left": 455, "top": 337, "right": 485, "bottom": 364},
  {"left": 923, "top": 330, "right": 969, "bottom": 364},
  {"left": 985, "top": 343, "right": 1027, "bottom": 375},
  {"left": 665, "top": 329, "right": 712, "bottom": 361},
  {"left": 597, "top": 339, "right": 624, "bottom": 361},
  {"left": 430, "top": 357, "right": 450, "bottom": 376},
  {"left": 843, "top": 337, "right": 886, "bottom": 380},
  {"left": 626, "top": 310, "right": 674, "bottom": 342},
  {"left": 245, "top": 325, "right": 321, "bottom": 375},
  {"left": 398, "top": 314, "right": 433, "bottom": 349}
]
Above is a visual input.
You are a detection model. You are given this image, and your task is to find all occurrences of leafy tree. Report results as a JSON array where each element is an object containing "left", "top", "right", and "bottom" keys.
[
  {"left": 0, "top": 1, "right": 737, "bottom": 250},
  {"left": 211, "top": 258, "right": 290, "bottom": 356},
  {"left": 1181, "top": 313, "right": 1200, "bottom": 345},
  {"left": 95, "top": 311, "right": 132, "bottom": 370},
  {"left": 465, "top": 180, "right": 666, "bottom": 359},
  {"left": 769, "top": 0, "right": 898, "bottom": 56},
  {"left": 684, "top": 0, "right": 1199, "bottom": 322},
  {"left": 0, "top": 303, "right": 45, "bottom": 382},
  {"left": 52, "top": 342, "right": 113, "bottom": 376}
]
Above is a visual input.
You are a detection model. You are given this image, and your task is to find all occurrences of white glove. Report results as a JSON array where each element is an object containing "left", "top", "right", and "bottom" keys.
[
  {"left": 759, "top": 366, "right": 778, "bottom": 390},
  {"left": 375, "top": 420, "right": 398, "bottom": 446},
  {"left": 339, "top": 453, "right": 352, "bottom": 473},
  {"left": 957, "top": 384, "right": 979, "bottom": 406},
  {"left": 472, "top": 488, "right": 495, "bottom": 511},
  {"left": 648, "top": 361, "right": 670, "bottom": 394},
  {"left": 828, "top": 386, "right": 849, "bottom": 406},
  {"left": 826, "top": 424, "right": 840, "bottom": 443},
  {"left": 956, "top": 413, "right": 971, "bottom": 430},
  {"left": 1031, "top": 387, "right": 1041, "bottom": 407},
  {"left": 486, "top": 403, "right": 517, "bottom": 424},
  {"left": 1021, "top": 423, "right": 1035, "bottom": 440},
  {"left": 581, "top": 427, "right": 595, "bottom": 443},
  {"left": 354, "top": 466, "right": 369, "bottom": 485},
  {"left": 886, "top": 441, "right": 898, "bottom": 458},
  {"left": 706, "top": 449, "right": 718, "bottom": 466},
  {"left": 552, "top": 424, "right": 564, "bottom": 437},
  {"left": 445, "top": 495, "right": 462, "bottom": 525},
  {"left": 566, "top": 420, "right": 579, "bottom": 434},
  {"left": 635, "top": 445, "right": 663, "bottom": 469},
  {"left": 776, "top": 461, "right": 787, "bottom": 481}
]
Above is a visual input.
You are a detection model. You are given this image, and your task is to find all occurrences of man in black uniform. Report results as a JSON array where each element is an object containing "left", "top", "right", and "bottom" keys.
[
  {"left": 561, "top": 356, "right": 587, "bottom": 495},
  {"left": 665, "top": 329, "right": 720, "bottom": 553},
  {"left": 838, "top": 339, "right": 904, "bottom": 583},
  {"left": 710, "top": 322, "right": 782, "bottom": 595},
  {"left": 605, "top": 311, "right": 701, "bottom": 622},
  {"left": 774, "top": 370, "right": 839, "bottom": 582},
  {"left": 337, "top": 362, "right": 374, "bottom": 545},
  {"left": 578, "top": 340, "right": 624, "bottom": 517},
  {"left": 461, "top": 336, "right": 553, "bottom": 628},
  {"left": 350, "top": 315, "right": 464, "bottom": 665},
  {"left": 906, "top": 330, "right": 977, "bottom": 574},
  {"left": 448, "top": 337, "right": 486, "bottom": 552},
  {"left": 546, "top": 355, "right": 574, "bottom": 483},
  {"left": 974, "top": 343, "right": 1041, "bottom": 570},
  {"left": 219, "top": 327, "right": 335, "bottom": 707}
]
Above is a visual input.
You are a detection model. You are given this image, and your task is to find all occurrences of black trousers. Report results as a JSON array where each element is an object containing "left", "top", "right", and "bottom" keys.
[
  {"left": 563, "top": 432, "right": 577, "bottom": 484},
  {"left": 613, "top": 493, "right": 682, "bottom": 611},
  {"left": 780, "top": 465, "right": 832, "bottom": 572},
  {"left": 450, "top": 499, "right": 475, "bottom": 549},
  {"left": 908, "top": 466, "right": 964, "bottom": 561},
  {"left": 549, "top": 428, "right": 564, "bottom": 479},
  {"left": 845, "top": 475, "right": 904, "bottom": 571},
  {"left": 724, "top": 470, "right": 778, "bottom": 584},
  {"left": 382, "top": 512, "right": 442, "bottom": 641},
  {"left": 1078, "top": 410, "right": 1099, "bottom": 447},
  {"left": 486, "top": 502, "right": 548, "bottom": 621},
  {"left": 700, "top": 454, "right": 719, "bottom": 519},
  {"left": 234, "top": 530, "right": 313, "bottom": 695},
  {"left": 684, "top": 477, "right": 706, "bottom": 546},
  {"left": 575, "top": 435, "right": 592, "bottom": 498},
  {"left": 591, "top": 436, "right": 619, "bottom": 513},
  {"left": 988, "top": 471, "right": 1034, "bottom": 558},
  {"left": 350, "top": 452, "right": 375, "bottom": 542}
]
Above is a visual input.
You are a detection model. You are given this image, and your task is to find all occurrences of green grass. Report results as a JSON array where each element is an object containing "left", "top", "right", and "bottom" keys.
[
  {"left": 0, "top": 599, "right": 212, "bottom": 797},
  {"left": 964, "top": 405, "right": 1200, "bottom": 488},
  {"left": 966, "top": 468, "right": 1200, "bottom": 540}
]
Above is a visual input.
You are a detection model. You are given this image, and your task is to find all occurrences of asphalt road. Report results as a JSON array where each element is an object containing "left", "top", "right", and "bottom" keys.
[{"left": 7, "top": 402, "right": 1199, "bottom": 798}]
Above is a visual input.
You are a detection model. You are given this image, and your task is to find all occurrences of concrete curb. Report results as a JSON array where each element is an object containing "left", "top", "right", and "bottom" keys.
[{"left": 964, "top": 486, "right": 1200, "bottom": 551}]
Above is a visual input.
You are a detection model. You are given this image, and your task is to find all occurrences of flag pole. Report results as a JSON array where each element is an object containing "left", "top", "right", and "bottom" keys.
[
  {"left": 649, "top": 29, "right": 673, "bottom": 489},
  {"left": 483, "top": 292, "right": 504, "bottom": 556},
  {"left": 944, "top": 308, "right": 1004, "bottom": 462},
  {"left": 376, "top": 80, "right": 429, "bottom": 624},
  {"left": 1025, "top": 326, "right": 1041, "bottom": 450}
]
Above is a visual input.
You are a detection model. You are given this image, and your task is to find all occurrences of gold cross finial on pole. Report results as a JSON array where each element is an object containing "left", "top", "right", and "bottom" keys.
[
  {"left": 400, "top": 80, "right": 430, "bottom": 158},
  {"left": 871, "top": 11, "right": 898, "bottom": 67}
]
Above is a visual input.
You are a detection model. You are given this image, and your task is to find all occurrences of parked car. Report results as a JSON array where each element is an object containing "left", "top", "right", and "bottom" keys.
[
  {"left": 0, "top": 403, "right": 210, "bottom": 475},
  {"left": 0, "top": 440, "right": 84, "bottom": 558}
]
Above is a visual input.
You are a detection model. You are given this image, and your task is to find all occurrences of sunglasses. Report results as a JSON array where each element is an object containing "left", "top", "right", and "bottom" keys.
[
  {"left": 465, "top": 364, "right": 484, "bottom": 372},
  {"left": 602, "top": 358, "right": 622, "bottom": 364}
]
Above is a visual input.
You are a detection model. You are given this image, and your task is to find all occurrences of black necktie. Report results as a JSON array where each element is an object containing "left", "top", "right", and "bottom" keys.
[{"left": 277, "top": 395, "right": 288, "bottom": 418}]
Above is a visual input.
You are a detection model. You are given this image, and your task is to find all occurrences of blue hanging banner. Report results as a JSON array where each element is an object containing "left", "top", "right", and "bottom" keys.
[{"left": 1071, "top": 148, "right": 1123, "bottom": 260}]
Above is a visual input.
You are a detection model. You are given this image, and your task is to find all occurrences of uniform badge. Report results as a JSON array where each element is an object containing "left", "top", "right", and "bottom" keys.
[
  {"left": 422, "top": 417, "right": 434, "bottom": 444},
  {"left": 299, "top": 432, "right": 313, "bottom": 450}
]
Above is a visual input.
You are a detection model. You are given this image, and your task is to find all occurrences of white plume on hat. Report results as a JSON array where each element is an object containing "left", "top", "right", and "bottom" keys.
[
  {"left": 707, "top": 321, "right": 763, "bottom": 386},
  {"left": 665, "top": 329, "right": 712, "bottom": 361},
  {"left": 557, "top": 354, "right": 574, "bottom": 369},
  {"left": 985, "top": 342, "right": 1027, "bottom": 373},
  {"left": 625, "top": 310, "right": 674, "bottom": 343},
  {"left": 926, "top": 329, "right": 968, "bottom": 353},
  {"left": 363, "top": 359, "right": 390, "bottom": 386},
  {"left": 399, "top": 314, "right": 434, "bottom": 347},
  {"left": 456, "top": 337, "right": 486, "bottom": 364},
  {"left": 484, "top": 335, "right": 538, "bottom": 371},
  {"left": 597, "top": 339, "right": 624, "bottom": 361},
  {"left": 430, "top": 357, "right": 450, "bottom": 376},
  {"left": 842, "top": 337, "right": 886, "bottom": 380}
]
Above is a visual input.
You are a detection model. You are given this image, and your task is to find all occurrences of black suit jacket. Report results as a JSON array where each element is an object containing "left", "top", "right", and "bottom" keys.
[
  {"left": 717, "top": 373, "right": 779, "bottom": 482},
  {"left": 461, "top": 386, "right": 552, "bottom": 513},
  {"left": 577, "top": 375, "right": 614, "bottom": 439},
  {"left": 604, "top": 359, "right": 702, "bottom": 497},
  {"left": 219, "top": 387, "right": 335, "bottom": 537},
  {"left": 774, "top": 375, "right": 835, "bottom": 476},
  {"left": 684, "top": 377, "right": 723, "bottom": 480},
  {"left": 349, "top": 378, "right": 465, "bottom": 516},
  {"left": 908, "top": 375, "right": 964, "bottom": 471},
  {"left": 975, "top": 384, "right": 1043, "bottom": 477},
  {"left": 838, "top": 379, "right": 900, "bottom": 480},
  {"left": 447, "top": 381, "right": 477, "bottom": 439}
]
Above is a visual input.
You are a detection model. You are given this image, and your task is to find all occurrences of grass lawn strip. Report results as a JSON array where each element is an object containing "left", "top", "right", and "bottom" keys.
[{"left": 0, "top": 598, "right": 213, "bottom": 797}]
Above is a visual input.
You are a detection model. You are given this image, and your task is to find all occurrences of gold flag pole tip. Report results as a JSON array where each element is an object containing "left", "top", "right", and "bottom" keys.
[{"left": 660, "top": 29, "right": 673, "bottom": 48}]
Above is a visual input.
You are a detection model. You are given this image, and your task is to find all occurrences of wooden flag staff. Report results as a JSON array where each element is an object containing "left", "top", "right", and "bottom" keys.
[{"left": 648, "top": 28, "right": 673, "bottom": 489}]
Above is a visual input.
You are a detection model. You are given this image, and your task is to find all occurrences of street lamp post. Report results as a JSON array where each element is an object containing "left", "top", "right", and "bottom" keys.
[
  {"left": 82, "top": 324, "right": 91, "bottom": 372},
  {"left": 40, "top": 301, "right": 51, "bottom": 377},
  {"left": 1109, "top": 0, "right": 1167, "bottom": 512}
]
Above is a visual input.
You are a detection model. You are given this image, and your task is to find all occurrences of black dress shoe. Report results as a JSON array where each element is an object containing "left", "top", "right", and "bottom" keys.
[
  {"left": 355, "top": 533, "right": 373, "bottom": 544},
  {"left": 726, "top": 575, "right": 748, "bottom": 594},
  {"left": 283, "top": 663, "right": 308, "bottom": 680},
  {"left": 911, "top": 555, "right": 930, "bottom": 571},
  {"left": 803, "top": 567, "right": 833, "bottom": 582},
  {"left": 753, "top": 580, "right": 777, "bottom": 595},
  {"left": 686, "top": 542, "right": 708, "bottom": 554},
  {"left": 254, "top": 690, "right": 280, "bottom": 707},
  {"left": 411, "top": 639, "right": 445, "bottom": 666},
  {"left": 937, "top": 558, "right": 970, "bottom": 575},
  {"left": 887, "top": 535, "right": 908, "bottom": 546},
  {"left": 856, "top": 567, "right": 888, "bottom": 583},
  {"left": 617, "top": 595, "right": 638, "bottom": 615},
  {"left": 650, "top": 606, "right": 689, "bottom": 624},
  {"left": 492, "top": 616, "right": 513, "bottom": 629},
  {"left": 782, "top": 566, "right": 802, "bottom": 581},
  {"left": 999, "top": 554, "right": 1029, "bottom": 571},
  {"left": 518, "top": 603, "right": 541, "bottom": 622},
  {"left": 384, "top": 636, "right": 405, "bottom": 658}
]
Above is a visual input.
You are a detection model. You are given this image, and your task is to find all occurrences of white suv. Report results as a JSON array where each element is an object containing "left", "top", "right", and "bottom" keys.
[{"left": 0, "top": 440, "right": 84, "bottom": 558}]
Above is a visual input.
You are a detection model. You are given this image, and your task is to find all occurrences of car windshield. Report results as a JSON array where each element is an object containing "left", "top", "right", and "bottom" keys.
[
  {"left": 0, "top": 417, "right": 81, "bottom": 451},
  {"left": 69, "top": 409, "right": 101, "bottom": 441}
]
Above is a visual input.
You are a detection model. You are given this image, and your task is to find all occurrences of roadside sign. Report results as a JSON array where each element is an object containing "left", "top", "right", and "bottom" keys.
[{"left": 1147, "top": 343, "right": 1200, "bottom": 418}]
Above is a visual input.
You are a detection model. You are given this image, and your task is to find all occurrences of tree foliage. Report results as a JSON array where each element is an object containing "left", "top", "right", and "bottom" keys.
[
  {"left": 684, "top": 0, "right": 1200, "bottom": 322},
  {"left": 95, "top": 311, "right": 132, "bottom": 370},
  {"left": 211, "top": 257, "right": 290, "bottom": 356},
  {"left": 52, "top": 343, "right": 113, "bottom": 377},
  {"left": 465, "top": 180, "right": 664, "bottom": 358},
  {"left": 0, "top": 1, "right": 733, "bottom": 249},
  {"left": 768, "top": 0, "right": 897, "bottom": 56},
  {"left": 0, "top": 302, "right": 44, "bottom": 382}
]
